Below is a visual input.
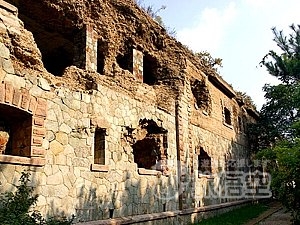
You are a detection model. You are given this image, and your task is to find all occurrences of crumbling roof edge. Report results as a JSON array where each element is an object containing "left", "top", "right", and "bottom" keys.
[
  {"left": 208, "top": 74, "right": 236, "bottom": 98},
  {"left": 246, "top": 107, "right": 260, "bottom": 119}
]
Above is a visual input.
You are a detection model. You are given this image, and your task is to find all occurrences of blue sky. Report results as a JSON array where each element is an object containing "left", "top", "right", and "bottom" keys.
[{"left": 139, "top": 0, "right": 300, "bottom": 109}]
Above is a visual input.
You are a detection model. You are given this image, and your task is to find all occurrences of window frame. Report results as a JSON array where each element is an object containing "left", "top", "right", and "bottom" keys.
[
  {"left": 90, "top": 118, "right": 110, "bottom": 172},
  {"left": 0, "top": 82, "right": 47, "bottom": 166}
]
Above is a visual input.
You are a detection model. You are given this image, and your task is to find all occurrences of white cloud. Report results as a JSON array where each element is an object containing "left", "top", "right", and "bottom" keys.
[
  {"left": 176, "top": 2, "right": 237, "bottom": 54},
  {"left": 244, "top": 0, "right": 275, "bottom": 8}
]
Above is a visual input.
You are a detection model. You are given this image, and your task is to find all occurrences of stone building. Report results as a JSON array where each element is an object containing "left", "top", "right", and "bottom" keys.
[{"left": 0, "top": 0, "right": 259, "bottom": 224}]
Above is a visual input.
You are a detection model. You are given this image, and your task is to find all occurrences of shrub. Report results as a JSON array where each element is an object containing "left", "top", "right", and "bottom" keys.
[{"left": 0, "top": 171, "right": 73, "bottom": 225}]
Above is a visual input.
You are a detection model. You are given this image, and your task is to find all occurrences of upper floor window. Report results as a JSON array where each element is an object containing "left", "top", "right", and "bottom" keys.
[
  {"left": 224, "top": 107, "right": 232, "bottom": 125},
  {"left": 191, "top": 79, "right": 211, "bottom": 114}
]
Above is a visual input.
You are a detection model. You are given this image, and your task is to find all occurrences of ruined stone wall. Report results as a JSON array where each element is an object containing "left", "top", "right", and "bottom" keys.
[
  {"left": 0, "top": 3, "right": 180, "bottom": 222},
  {"left": 0, "top": 1, "right": 259, "bottom": 224},
  {"left": 0, "top": 47, "right": 179, "bottom": 222},
  {"left": 186, "top": 63, "right": 253, "bottom": 209}
]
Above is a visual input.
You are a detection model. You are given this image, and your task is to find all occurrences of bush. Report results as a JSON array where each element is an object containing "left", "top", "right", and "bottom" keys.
[{"left": 0, "top": 171, "right": 73, "bottom": 225}]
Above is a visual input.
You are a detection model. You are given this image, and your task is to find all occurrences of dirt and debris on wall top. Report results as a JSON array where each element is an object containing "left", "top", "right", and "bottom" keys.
[{"left": 4, "top": 0, "right": 248, "bottom": 107}]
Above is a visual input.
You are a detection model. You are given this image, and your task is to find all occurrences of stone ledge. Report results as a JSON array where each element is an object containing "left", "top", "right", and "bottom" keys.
[
  {"left": 202, "top": 110, "right": 209, "bottom": 116},
  {"left": 0, "top": 155, "right": 45, "bottom": 166},
  {"left": 76, "top": 200, "right": 252, "bottom": 225},
  {"left": 226, "top": 176, "right": 239, "bottom": 180},
  {"left": 198, "top": 174, "right": 214, "bottom": 179},
  {"left": 180, "top": 199, "right": 251, "bottom": 215},
  {"left": 138, "top": 168, "right": 161, "bottom": 176},
  {"left": 76, "top": 211, "right": 180, "bottom": 225},
  {"left": 223, "top": 122, "right": 233, "bottom": 129},
  {"left": 0, "top": 0, "right": 18, "bottom": 15},
  {"left": 91, "top": 164, "right": 109, "bottom": 172}
]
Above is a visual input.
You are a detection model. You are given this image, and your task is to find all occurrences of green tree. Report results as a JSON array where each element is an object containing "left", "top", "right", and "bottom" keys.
[{"left": 255, "top": 24, "right": 300, "bottom": 224}]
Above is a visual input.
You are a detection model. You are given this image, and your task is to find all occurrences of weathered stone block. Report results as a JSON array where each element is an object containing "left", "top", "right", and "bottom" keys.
[
  {"left": 0, "top": 42, "right": 10, "bottom": 59},
  {"left": 55, "top": 132, "right": 69, "bottom": 146},
  {"left": 49, "top": 140, "right": 64, "bottom": 155}
]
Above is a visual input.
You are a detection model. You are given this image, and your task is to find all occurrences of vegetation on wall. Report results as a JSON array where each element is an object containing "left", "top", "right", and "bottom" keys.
[
  {"left": 253, "top": 24, "right": 300, "bottom": 224},
  {"left": 135, "top": 0, "right": 176, "bottom": 37}
]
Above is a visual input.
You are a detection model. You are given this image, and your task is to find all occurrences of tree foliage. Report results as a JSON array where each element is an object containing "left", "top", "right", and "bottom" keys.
[
  {"left": 254, "top": 24, "right": 300, "bottom": 224},
  {"left": 254, "top": 25, "right": 300, "bottom": 149},
  {"left": 195, "top": 51, "right": 223, "bottom": 72},
  {"left": 235, "top": 91, "right": 256, "bottom": 109},
  {"left": 0, "top": 171, "right": 73, "bottom": 225}
]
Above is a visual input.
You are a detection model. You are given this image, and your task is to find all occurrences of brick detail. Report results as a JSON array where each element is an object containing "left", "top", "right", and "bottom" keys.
[
  {"left": 31, "top": 147, "right": 45, "bottom": 157},
  {"left": 32, "top": 136, "right": 43, "bottom": 146},
  {"left": 5, "top": 82, "right": 13, "bottom": 103},
  {"left": 12, "top": 89, "right": 21, "bottom": 106},
  {"left": 35, "top": 98, "right": 47, "bottom": 117},
  {"left": 20, "top": 89, "right": 30, "bottom": 110},
  {"left": 28, "top": 96, "right": 37, "bottom": 112},
  {"left": 33, "top": 117, "right": 45, "bottom": 127},
  {"left": 0, "top": 81, "right": 46, "bottom": 165},
  {"left": 32, "top": 127, "right": 46, "bottom": 136},
  {"left": 0, "top": 83, "right": 4, "bottom": 102}
]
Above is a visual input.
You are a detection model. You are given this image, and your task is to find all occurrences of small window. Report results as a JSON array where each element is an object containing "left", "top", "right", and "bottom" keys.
[
  {"left": 94, "top": 128, "right": 106, "bottom": 165},
  {"left": 224, "top": 107, "right": 231, "bottom": 125},
  {"left": 198, "top": 147, "right": 211, "bottom": 174}
]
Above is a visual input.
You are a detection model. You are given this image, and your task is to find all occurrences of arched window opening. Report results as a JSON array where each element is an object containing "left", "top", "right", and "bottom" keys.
[{"left": 0, "top": 104, "right": 32, "bottom": 157}]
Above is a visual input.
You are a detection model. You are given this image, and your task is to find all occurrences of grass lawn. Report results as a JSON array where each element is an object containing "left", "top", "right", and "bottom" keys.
[{"left": 193, "top": 202, "right": 269, "bottom": 225}]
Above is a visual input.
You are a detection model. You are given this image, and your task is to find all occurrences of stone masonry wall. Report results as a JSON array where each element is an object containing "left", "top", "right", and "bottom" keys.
[
  {"left": 0, "top": 75, "right": 179, "bottom": 222},
  {"left": 0, "top": 1, "right": 259, "bottom": 224}
]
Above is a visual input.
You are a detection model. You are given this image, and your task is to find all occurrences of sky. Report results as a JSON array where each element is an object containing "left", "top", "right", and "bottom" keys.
[{"left": 139, "top": 0, "right": 300, "bottom": 109}]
